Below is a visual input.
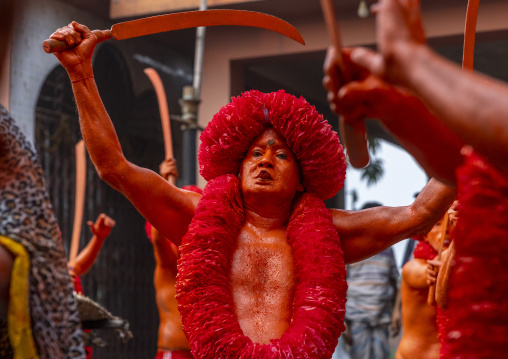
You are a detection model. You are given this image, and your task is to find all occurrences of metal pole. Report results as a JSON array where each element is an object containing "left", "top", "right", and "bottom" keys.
[
  {"left": 193, "top": 0, "right": 207, "bottom": 98},
  {"left": 179, "top": 86, "right": 200, "bottom": 186},
  {"left": 180, "top": 0, "right": 206, "bottom": 185}
]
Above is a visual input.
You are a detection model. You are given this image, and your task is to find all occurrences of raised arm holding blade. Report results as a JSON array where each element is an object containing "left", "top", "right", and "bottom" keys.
[{"left": 43, "top": 9, "right": 304, "bottom": 53}]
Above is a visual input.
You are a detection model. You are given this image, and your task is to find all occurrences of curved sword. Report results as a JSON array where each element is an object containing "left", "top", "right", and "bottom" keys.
[
  {"left": 144, "top": 68, "right": 176, "bottom": 186},
  {"left": 70, "top": 140, "right": 86, "bottom": 261},
  {"left": 462, "top": 0, "right": 480, "bottom": 71},
  {"left": 43, "top": 9, "right": 305, "bottom": 53}
]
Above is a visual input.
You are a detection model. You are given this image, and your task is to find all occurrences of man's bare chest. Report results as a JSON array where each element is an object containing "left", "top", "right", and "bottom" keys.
[{"left": 230, "top": 228, "right": 294, "bottom": 296}]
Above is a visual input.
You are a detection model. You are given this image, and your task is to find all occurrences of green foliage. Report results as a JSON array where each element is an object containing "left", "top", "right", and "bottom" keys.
[
  {"left": 360, "top": 136, "right": 384, "bottom": 187},
  {"left": 368, "top": 137, "right": 381, "bottom": 156},
  {"left": 350, "top": 189, "right": 359, "bottom": 210},
  {"left": 361, "top": 158, "right": 384, "bottom": 187}
]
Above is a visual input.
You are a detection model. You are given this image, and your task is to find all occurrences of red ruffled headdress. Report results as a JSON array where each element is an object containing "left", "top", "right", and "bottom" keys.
[{"left": 199, "top": 90, "right": 346, "bottom": 200}]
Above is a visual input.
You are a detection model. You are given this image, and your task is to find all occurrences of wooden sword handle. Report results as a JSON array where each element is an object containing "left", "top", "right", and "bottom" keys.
[
  {"left": 320, "top": 0, "right": 370, "bottom": 168},
  {"left": 340, "top": 117, "right": 370, "bottom": 168},
  {"left": 42, "top": 29, "right": 112, "bottom": 53},
  {"left": 144, "top": 68, "right": 176, "bottom": 185}
]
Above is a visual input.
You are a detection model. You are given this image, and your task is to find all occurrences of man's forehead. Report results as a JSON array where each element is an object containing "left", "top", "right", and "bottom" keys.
[{"left": 252, "top": 128, "right": 288, "bottom": 147}]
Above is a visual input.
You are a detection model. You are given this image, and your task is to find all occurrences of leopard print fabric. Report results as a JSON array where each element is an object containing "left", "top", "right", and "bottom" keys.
[
  {"left": 0, "top": 104, "right": 85, "bottom": 358},
  {"left": 0, "top": 320, "right": 13, "bottom": 358}
]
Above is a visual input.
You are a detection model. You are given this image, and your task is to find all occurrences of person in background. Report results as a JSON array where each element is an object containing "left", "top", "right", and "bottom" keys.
[
  {"left": 426, "top": 201, "right": 459, "bottom": 358},
  {"left": 343, "top": 201, "right": 400, "bottom": 359},
  {"left": 68, "top": 213, "right": 116, "bottom": 296},
  {"left": 0, "top": 104, "right": 85, "bottom": 358},
  {"left": 67, "top": 213, "right": 116, "bottom": 359},
  {"left": 145, "top": 158, "right": 201, "bottom": 359},
  {"left": 395, "top": 213, "right": 451, "bottom": 359}
]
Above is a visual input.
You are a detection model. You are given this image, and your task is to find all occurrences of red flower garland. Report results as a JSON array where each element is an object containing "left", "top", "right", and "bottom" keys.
[
  {"left": 176, "top": 175, "right": 347, "bottom": 358},
  {"left": 446, "top": 150, "right": 508, "bottom": 358},
  {"left": 436, "top": 307, "right": 450, "bottom": 359},
  {"left": 412, "top": 240, "right": 437, "bottom": 261}
]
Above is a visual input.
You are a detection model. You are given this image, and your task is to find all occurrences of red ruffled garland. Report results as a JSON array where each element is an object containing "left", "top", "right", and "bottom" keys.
[
  {"left": 412, "top": 240, "right": 437, "bottom": 261},
  {"left": 436, "top": 306, "right": 450, "bottom": 359},
  {"left": 176, "top": 175, "right": 347, "bottom": 358},
  {"left": 446, "top": 150, "right": 508, "bottom": 358}
]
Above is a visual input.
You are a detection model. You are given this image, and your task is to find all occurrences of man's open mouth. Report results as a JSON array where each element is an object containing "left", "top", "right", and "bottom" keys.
[{"left": 256, "top": 170, "right": 273, "bottom": 180}]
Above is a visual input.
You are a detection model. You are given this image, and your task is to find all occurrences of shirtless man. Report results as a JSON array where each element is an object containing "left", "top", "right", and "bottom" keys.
[
  {"left": 68, "top": 213, "right": 115, "bottom": 359},
  {"left": 427, "top": 201, "right": 459, "bottom": 309},
  {"left": 323, "top": 0, "right": 508, "bottom": 356},
  {"left": 49, "top": 22, "right": 454, "bottom": 358},
  {"left": 396, "top": 213, "right": 450, "bottom": 359},
  {"left": 427, "top": 202, "right": 458, "bottom": 358},
  {"left": 68, "top": 213, "right": 116, "bottom": 293},
  {"left": 146, "top": 158, "right": 201, "bottom": 359}
]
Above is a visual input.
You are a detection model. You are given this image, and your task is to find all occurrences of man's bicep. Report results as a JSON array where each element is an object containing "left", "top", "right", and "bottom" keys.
[
  {"left": 115, "top": 163, "right": 200, "bottom": 245},
  {"left": 331, "top": 206, "right": 416, "bottom": 264}
]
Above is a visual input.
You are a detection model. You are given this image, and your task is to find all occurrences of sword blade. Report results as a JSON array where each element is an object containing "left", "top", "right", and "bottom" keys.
[{"left": 112, "top": 9, "right": 305, "bottom": 45}]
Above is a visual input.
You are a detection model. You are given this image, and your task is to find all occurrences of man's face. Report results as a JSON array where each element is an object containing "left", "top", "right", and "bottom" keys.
[
  {"left": 240, "top": 128, "right": 303, "bottom": 201},
  {"left": 425, "top": 219, "right": 443, "bottom": 251}
]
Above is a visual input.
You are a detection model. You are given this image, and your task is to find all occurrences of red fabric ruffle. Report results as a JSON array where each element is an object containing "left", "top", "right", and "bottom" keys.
[
  {"left": 198, "top": 90, "right": 346, "bottom": 200},
  {"left": 412, "top": 239, "right": 437, "bottom": 261},
  {"left": 446, "top": 150, "right": 508, "bottom": 358},
  {"left": 436, "top": 306, "right": 450, "bottom": 358}
]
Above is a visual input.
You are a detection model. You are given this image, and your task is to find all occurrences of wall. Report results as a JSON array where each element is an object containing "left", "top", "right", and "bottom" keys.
[
  {"left": 9, "top": 0, "right": 109, "bottom": 142},
  {"left": 9, "top": 0, "right": 195, "bottom": 145}
]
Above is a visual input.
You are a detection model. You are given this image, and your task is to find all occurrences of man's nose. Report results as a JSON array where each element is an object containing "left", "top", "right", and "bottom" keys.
[{"left": 258, "top": 153, "right": 274, "bottom": 168}]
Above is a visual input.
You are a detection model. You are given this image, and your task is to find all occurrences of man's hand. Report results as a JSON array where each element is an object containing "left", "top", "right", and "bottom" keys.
[
  {"left": 159, "top": 158, "right": 178, "bottom": 182},
  {"left": 323, "top": 46, "right": 369, "bottom": 115},
  {"left": 87, "top": 213, "right": 116, "bottom": 240},
  {"left": 351, "top": 0, "right": 426, "bottom": 85},
  {"left": 426, "top": 257, "right": 442, "bottom": 285},
  {"left": 323, "top": 46, "right": 413, "bottom": 121},
  {"left": 49, "top": 22, "right": 100, "bottom": 81}
]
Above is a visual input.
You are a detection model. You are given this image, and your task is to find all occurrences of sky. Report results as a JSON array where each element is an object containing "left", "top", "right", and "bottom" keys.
[{"left": 344, "top": 139, "right": 429, "bottom": 272}]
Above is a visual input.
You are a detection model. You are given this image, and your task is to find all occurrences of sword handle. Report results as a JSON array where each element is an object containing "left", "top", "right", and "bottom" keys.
[
  {"left": 340, "top": 116, "right": 370, "bottom": 168},
  {"left": 42, "top": 29, "right": 112, "bottom": 53}
]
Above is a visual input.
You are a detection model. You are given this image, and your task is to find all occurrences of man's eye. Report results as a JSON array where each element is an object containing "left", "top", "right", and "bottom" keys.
[
  {"left": 276, "top": 152, "right": 287, "bottom": 160},
  {"left": 252, "top": 150, "right": 262, "bottom": 157}
]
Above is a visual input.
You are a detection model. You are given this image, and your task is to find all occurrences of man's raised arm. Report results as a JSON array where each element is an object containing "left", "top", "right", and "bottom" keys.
[
  {"left": 50, "top": 22, "right": 200, "bottom": 245},
  {"left": 349, "top": 0, "right": 508, "bottom": 172},
  {"left": 323, "top": 47, "right": 464, "bottom": 186},
  {"left": 331, "top": 178, "right": 455, "bottom": 264}
]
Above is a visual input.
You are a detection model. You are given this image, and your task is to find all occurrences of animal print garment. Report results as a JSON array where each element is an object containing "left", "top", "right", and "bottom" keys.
[{"left": 0, "top": 104, "right": 85, "bottom": 358}]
